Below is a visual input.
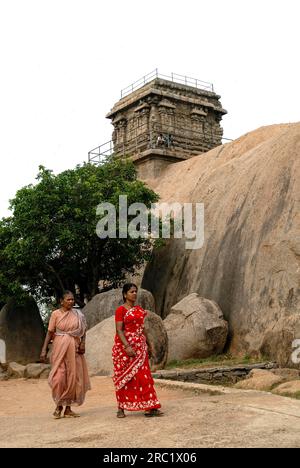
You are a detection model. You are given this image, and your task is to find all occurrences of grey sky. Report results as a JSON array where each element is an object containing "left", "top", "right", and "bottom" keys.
[{"left": 0, "top": 0, "right": 299, "bottom": 218}]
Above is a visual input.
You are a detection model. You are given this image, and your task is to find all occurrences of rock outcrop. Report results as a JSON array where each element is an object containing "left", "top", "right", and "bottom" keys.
[
  {"left": 7, "top": 362, "right": 26, "bottom": 379},
  {"left": 142, "top": 123, "right": 300, "bottom": 360},
  {"left": 83, "top": 288, "right": 156, "bottom": 329},
  {"left": 0, "top": 362, "right": 50, "bottom": 380},
  {"left": 164, "top": 293, "right": 228, "bottom": 362},
  {"left": 24, "top": 363, "right": 51, "bottom": 379},
  {"left": 234, "top": 369, "right": 283, "bottom": 391},
  {"left": 0, "top": 297, "right": 45, "bottom": 365},
  {"left": 272, "top": 380, "right": 300, "bottom": 397}
]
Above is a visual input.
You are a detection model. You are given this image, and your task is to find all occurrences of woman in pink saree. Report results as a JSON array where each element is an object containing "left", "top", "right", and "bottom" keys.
[{"left": 40, "top": 291, "right": 91, "bottom": 419}]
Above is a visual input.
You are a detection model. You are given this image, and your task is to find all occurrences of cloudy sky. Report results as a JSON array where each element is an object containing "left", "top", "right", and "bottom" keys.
[{"left": 0, "top": 0, "right": 299, "bottom": 218}]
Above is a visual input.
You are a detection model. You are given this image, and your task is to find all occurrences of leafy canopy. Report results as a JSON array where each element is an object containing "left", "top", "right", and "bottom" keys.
[{"left": 0, "top": 158, "right": 159, "bottom": 306}]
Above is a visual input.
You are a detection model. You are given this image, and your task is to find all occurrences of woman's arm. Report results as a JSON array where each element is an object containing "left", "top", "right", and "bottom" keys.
[
  {"left": 78, "top": 332, "right": 86, "bottom": 354},
  {"left": 116, "top": 321, "right": 136, "bottom": 357},
  {"left": 40, "top": 330, "right": 54, "bottom": 362}
]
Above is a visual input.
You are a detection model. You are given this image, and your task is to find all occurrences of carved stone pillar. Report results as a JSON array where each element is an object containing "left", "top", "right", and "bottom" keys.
[{"left": 112, "top": 117, "right": 127, "bottom": 155}]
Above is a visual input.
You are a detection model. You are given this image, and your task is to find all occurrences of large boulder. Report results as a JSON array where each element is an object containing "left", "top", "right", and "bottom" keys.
[
  {"left": 164, "top": 293, "right": 228, "bottom": 362},
  {"left": 142, "top": 123, "right": 300, "bottom": 358},
  {"left": 144, "top": 310, "right": 168, "bottom": 371},
  {"left": 85, "top": 316, "right": 115, "bottom": 376},
  {"left": 85, "top": 310, "right": 168, "bottom": 376},
  {"left": 83, "top": 288, "right": 156, "bottom": 329},
  {"left": 24, "top": 363, "right": 51, "bottom": 379},
  {"left": 7, "top": 362, "right": 26, "bottom": 379},
  {"left": 0, "top": 297, "right": 45, "bottom": 365}
]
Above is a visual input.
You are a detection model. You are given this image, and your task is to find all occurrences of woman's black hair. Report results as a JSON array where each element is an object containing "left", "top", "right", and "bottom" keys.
[
  {"left": 59, "top": 290, "right": 74, "bottom": 302},
  {"left": 122, "top": 283, "right": 138, "bottom": 302}
]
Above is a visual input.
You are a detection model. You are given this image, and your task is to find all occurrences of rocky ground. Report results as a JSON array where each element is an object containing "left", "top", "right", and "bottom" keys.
[{"left": 1, "top": 376, "right": 300, "bottom": 448}]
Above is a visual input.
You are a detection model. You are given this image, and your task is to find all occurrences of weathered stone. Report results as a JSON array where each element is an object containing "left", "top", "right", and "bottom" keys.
[
  {"left": 231, "top": 370, "right": 247, "bottom": 376},
  {"left": 83, "top": 288, "right": 156, "bottom": 329},
  {"left": 196, "top": 372, "right": 212, "bottom": 380},
  {"left": 272, "top": 368, "right": 300, "bottom": 380},
  {"left": 7, "top": 362, "right": 26, "bottom": 379},
  {"left": 144, "top": 310, "right": 168, "bottom": 371},
  {"left": 142, "top": 123, "right": 300, "bottom": 360},
  {"left": 85, "top": 316, "right": 115, "bottom": 376},
  {"left": 0, "top": 297, "right": 45, "bottom": 365},
  {"left": 24, "top": 363, "right": 51, "bottom": 379},
  {"left": 260, "top": 315, "right": 300, "bottom": 369},
  {"left": 272, "top": 380, "right": 300, "bottom": 397},
  {"left": 152, "top": 363, "right": 277, "bottom": 385},
  {"left": 164, "top": 293, "right": 228, "bottom": 362},
  {"left": 85, "top": 310, "right": 167, "bottom": 376},
  {"left": 234, "top": 369, "right": 283, "bottom": 391},
  {"left": 152, "top": 370, "right": 178, "bottom": 379},
  {"left": 0, "top": 368, "right": 7, "bottom": 381},
  {"left": 40, "top": 367, "right": 51, "bottom": 379}
]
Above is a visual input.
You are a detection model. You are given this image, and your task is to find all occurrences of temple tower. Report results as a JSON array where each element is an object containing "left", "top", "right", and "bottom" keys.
[{"left": 89, "top": 70, "right": 227, "bottom": 179}]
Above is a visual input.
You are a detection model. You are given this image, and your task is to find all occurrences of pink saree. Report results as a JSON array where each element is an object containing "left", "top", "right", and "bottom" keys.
[{"left": 48, "top": 308, "right": 91, "bottom": 406}]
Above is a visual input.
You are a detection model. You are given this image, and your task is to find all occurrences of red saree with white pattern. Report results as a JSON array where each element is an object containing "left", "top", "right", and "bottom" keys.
[{"left": 112, "top": 305, "right": 161, "bottom": 411}]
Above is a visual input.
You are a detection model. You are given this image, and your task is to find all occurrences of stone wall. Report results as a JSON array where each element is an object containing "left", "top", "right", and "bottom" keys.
[{"left": 153, "top": 362, "right": 277, "bottom": 386}]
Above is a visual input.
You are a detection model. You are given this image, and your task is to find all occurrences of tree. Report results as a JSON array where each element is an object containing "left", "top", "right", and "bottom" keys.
[{"left": 0, "top": 158, "right": 159, "bottom": 306}]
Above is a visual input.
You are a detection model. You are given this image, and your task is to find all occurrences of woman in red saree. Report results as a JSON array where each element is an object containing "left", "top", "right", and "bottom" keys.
[
  {"left": 40, "top": 291, "right": 91, "bottom": 419},
  {"left": 112, "top": 283, "right": 163, "bottom": 418}
]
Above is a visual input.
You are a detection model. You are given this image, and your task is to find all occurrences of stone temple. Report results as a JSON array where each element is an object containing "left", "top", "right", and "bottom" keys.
[{"left": 89, "top": 70, "right": 227, "bottom": 179}]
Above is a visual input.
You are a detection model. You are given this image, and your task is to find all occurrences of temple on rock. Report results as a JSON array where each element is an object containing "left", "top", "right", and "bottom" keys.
[{"left": 89, "top": 69, "right": 227, "bottom": 178}]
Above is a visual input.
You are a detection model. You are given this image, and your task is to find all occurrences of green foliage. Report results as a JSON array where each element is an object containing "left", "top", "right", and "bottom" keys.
[
  {"left": 278, "top": 391, "right": 300, "bottom": 400},
  {"left": 0, "top": 159, "right": 159, "bottom": 305}
]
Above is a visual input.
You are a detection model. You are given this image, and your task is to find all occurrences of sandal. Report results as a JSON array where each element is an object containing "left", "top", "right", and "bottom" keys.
[
  {"left": 144, "top": 409, "right": 164, "bottom": 417},
  {"left": 63, "top": 410, "right": 80, "bottom": 418},
  {"left": 117, "top": 409, "right": 126, "bottom": 418},
  {"left": 53, "top": 406, "right": 63, "bottom": 419}
]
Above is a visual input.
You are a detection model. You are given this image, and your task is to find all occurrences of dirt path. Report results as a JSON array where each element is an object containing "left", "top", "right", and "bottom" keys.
[{"left": 1, "top": 376, "right": 300, "bottom": 448}]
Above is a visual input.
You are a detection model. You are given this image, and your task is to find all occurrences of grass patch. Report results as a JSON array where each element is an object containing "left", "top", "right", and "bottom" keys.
[
  {"left": 276, "top": 391, "right": 300, "bottom": 400},
  {"left": 165, "top": 353, "right": 268, "bottom": 370}
]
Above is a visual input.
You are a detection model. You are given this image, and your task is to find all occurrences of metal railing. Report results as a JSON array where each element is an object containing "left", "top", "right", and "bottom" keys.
[
  {"left": 88, "top": 124, "right": 233, "bottom": 165},
  {"left": 120, "top": 69, "right": 214, "bottom": 98},
  {"left": 88, "top": 140, "right": 114, "bottom": 164}
]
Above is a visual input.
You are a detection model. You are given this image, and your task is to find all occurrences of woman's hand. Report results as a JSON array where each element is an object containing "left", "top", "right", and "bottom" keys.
[
  {"left": 40, "top": 350, "right": 47, "bottom": 363},
  {"left": 125, "top": 346, "right": 136, "bottom": 357},
  {"left": 78, "top": 342, "right": 86, "bottom": 355},
  {"left": 147, "top": 345, "right": 153, "bottom": 358}
]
